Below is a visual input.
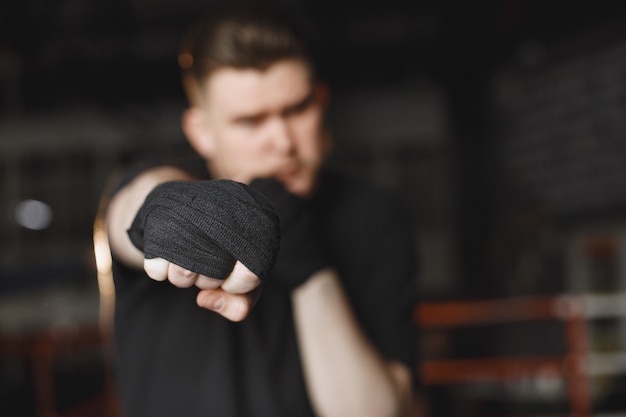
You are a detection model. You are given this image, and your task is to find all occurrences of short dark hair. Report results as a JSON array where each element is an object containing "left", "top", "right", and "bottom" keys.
[{"left": 179, "top": 5, "right": 318, "bottom": 103}]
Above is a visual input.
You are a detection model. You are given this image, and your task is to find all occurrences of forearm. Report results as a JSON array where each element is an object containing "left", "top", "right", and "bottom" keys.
[
  {"left": 291, "top": 269, "right": 413, "bottom": 417},
  {"left": 106, "top": 166, "right": 195, "bottom": 269}
]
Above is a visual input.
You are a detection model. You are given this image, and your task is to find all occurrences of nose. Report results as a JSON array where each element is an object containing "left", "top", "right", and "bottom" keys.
[{"left": 268, "top": 117, "right": 294, "bottom": 154}]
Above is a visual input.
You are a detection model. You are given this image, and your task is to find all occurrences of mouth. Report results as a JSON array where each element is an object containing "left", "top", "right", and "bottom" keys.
[{"left": 275, "top": 164, "right": 300, "bottom": 182}]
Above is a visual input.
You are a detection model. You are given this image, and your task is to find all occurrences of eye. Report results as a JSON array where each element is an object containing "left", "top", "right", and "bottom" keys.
[
  {"left": 235, "top": 116, "right": 262, "bottom": 127},
  {"left": 290, "top": 102, "right": 307, "bottom": 114}
]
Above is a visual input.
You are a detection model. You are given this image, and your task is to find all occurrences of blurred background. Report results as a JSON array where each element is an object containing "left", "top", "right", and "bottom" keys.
[{"left": 2, "top": 0, "right": 626, "bottom": 416}]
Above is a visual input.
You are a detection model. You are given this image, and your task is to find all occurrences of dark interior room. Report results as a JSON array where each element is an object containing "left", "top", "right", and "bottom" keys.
[{"left": 2, "top": 1, "right": 626, "bottom": 416}]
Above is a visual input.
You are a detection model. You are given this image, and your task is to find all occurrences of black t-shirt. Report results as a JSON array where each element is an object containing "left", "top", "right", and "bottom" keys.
[{"left": 110, "top": 153, "right": 419, "bottom": 417}]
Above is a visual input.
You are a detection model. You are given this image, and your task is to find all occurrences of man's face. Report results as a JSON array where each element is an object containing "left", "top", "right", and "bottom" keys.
[{"left": 191, "top": 59, "right": 329, "bottom": 197}]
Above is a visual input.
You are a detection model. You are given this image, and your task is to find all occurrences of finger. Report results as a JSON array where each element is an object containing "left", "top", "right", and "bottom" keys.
[
  {"left": 195, "top": 275, "right": 223, "bottom": 290},
  {"left": 196, "top": 287, "right": 261, "bottom": 322},
  {"left": 167, "top": 263, "right": 200, "bottom": 288},
  {"left": 144, "top": 258, "right": 169, "bottom": 281},
  {"left": 220, "top": 261, "right": 261, "bottom": 294}
]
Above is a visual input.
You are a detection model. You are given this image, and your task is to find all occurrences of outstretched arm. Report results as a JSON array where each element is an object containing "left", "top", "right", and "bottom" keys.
[
  {"left": 106, "top": 166, "right": 274, "bottom": 321},
  {"left": 107, "top": 166, "right": 193, "bottom": 269}
]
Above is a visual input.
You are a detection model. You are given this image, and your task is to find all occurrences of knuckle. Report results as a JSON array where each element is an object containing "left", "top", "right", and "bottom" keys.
[
  {"left": 178, "top": 267, "right": 197, "bottom": 279},
  {"left": 221, "top": 261, "right": 261, "bottom": 294},
  {"left": 168, "top": 265, "right": 198, "bottom": 288},
  {"left": 195, "top": 276, "right": 222, "bottom": 290},
  {"left": 233, "top": 269, "right": 258, "bottom": 286},
  {"left": 144, "top": 258, "right": 169, "bottom": 281}
]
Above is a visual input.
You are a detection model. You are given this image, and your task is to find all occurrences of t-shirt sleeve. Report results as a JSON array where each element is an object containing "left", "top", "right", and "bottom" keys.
[{"left": 108, "top": 149, "right": 208, "bottom": 198}]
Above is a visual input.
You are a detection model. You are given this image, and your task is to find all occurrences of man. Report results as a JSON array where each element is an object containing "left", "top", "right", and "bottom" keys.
[{"left": 106, "top": 5, "right": 419, "bottom": 417}]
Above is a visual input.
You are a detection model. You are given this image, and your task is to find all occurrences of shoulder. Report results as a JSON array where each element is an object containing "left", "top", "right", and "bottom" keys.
[
  {"left": 111, "top": 147, "right": 209, "bottom": 195},
  {"left": 315, "top": 169, "right": 410, "bottom": 219}
]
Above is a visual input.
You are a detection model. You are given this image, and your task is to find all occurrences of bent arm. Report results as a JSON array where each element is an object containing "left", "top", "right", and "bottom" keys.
[
  {"left": 292, "top": 269, "right": 414, "bottom": 417},
  {"left": 106, "top": 166, "right": 195, "bottom": 269}
]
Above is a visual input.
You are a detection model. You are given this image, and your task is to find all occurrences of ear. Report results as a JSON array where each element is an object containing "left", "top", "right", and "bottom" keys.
[
  {"left": 314, "top": 83, "right": 333, "bottom": 156},
  {"left": 315, "top": 82, "right": 330, "bottom": 110},
  {"left": 182, "top": 107, "right": 215, "bottom": 159},
  {"left": 321, "top": 125, "right": 334, "bottom": 157}
]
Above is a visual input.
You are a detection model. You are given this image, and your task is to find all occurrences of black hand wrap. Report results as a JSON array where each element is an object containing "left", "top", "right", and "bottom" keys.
[
  {"left": 127, "top": 179, "right": 280, "bottom": 280},
  {"left": 250, "top": 178, "right": 329, "bottom": 290}
]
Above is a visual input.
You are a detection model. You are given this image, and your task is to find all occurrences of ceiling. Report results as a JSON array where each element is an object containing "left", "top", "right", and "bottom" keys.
[{"left": 1, "top": 0, "right": 626, "bottom": 114}]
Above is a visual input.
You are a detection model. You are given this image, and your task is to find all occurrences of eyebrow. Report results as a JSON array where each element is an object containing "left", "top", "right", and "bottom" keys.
[
  {"left": 283, "top": 89, "right": 315, "bottom": 115},
  {"left": 230, "top": 88, "right": 316, "bottom": 124}
]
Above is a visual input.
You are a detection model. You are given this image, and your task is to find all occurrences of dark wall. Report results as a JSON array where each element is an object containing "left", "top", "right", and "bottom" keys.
[{"left": 2, "top": 0, "right": 626, "bottom": 297}]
